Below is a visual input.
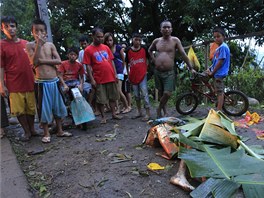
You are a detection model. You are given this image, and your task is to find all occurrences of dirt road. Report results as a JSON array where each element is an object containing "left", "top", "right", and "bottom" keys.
[{"left": 6, "top": 106, "right": 264, "bottom": 198}]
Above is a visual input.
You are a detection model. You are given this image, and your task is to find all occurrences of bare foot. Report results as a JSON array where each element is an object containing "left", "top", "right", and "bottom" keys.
[{"left": 170, "top": 174, "right": 195, "bottom": 191}]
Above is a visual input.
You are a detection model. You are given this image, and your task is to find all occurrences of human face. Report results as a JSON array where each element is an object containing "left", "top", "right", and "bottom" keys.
[
  {"left": 80, "top": 41, "right": 88, "bottom": 49},
  {"left": 160, "top": 21, "right": 172, "bottom": 37},
  {"left": 105, "top": 36, "right": 114, "bottom": 47},
  {"left": 68, "top": 52, "right": 78, "bottom": 63},
  {"left": 92, "top": 31, "right": 104, "bottom": 45},
  {"left": 32, "top": 24, "right": 47, "bottom": 42},
  {"left": 1, "top": 22, "right": 17, "bottom": 40},
  {"left": 213, "top": 32, "right": 224, "bottom": 45},
  {"left": 132, "top": 37, "right": 141, "bottom": 48}
]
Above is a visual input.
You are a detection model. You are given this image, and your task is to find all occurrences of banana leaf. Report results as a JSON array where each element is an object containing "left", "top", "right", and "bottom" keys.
[
  {"left": 170, "top": 119, "right": 205, "bottom": 142},
  {"left": 199, "top": 109, "right": 239, "bottom": 149},
  {"left": 178, "top": 134, "right": 264, "bottom": 198},
  {"left": 190, "top": 178, "right": 241, "bottom": 198},
  {"left": 235, "top": 174, "right": 264, "bottom": 198}
]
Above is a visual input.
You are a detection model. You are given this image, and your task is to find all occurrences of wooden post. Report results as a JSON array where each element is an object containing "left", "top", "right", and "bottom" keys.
[
  {"left": 36, "top": 0, "right": 53, "bottom": 42},
  {"left": 205, "top": 44, "right": 209, "bottom": 69}
]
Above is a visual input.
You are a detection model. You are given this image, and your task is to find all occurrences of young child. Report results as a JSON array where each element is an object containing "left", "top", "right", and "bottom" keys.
[
  {"left": 0, "top": 16, "right": 36, "bottom": 141},
  {"left": 207, "top": 27, "right": 230, "bottom": 111},
  {"left": 26, "top": 19, "right": 72, "bottom": 143},
  {"left": 58, "top": 47, "right": 86, "bottom": 95},
  {"left": 126, "top": 33, "right": 151, "bottom": 121}
]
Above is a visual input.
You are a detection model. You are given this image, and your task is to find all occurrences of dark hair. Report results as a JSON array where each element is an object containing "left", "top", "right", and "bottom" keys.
[
  {"left": 104, "top": 32, "right": 116, "bottom": 45},
  {"left": 160, "top": 20, "right": 171, "bottom": 28},
  {"left": 32, "top": 19, "right": 47, "bottom": 31},
  {"left": 213, "top": 27, "right": 226, "bottom": 37},
  {"left": 67, "top": 46, "right": 79, "bottom": 55},
  {"left": 91, "top": 27, "right": 103, "bottom": 35},
  {"left": 132, "top": 32, "right": 142, "bottom": 38},
  {"left": 79, "top": 35, "right": 89, "bottom": 43},
  {"left": 1, "top": 16, "right": 17, "bottom": 26}
]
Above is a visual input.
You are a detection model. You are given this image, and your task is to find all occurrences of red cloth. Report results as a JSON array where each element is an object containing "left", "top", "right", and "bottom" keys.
[
  {"left": 58, "top": 60, "right": 85, "bottom": 81},
  {"left": 0, "top": 39, "right": 34, "bottom": 92},
  {"left": 83, "top": 44, "right": 115, "bottom": 84},
  {"left": 126, "top": 47, "right": 148, "bottom": 85}
]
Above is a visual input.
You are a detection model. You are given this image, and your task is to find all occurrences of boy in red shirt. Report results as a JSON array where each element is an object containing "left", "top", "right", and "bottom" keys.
[
  {"left": 0, "top": 16, "right": 36, "bottom": 141},
  {"left": 126, "top": 33, "right": 151, "bottom": 121},
  {"left": 83, "top": 27, "right": 121, "bottom": 124},
  {"left": 58, "top": 47, "right": 88, "bottom": 95}
]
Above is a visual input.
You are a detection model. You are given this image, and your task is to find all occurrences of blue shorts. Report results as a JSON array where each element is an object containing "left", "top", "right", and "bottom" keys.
[
  {"left": 63, "top": 80, "right": 92, "bottom": 94},
  {"left": 35, "top": 78, "right": 67, "bottom": 124}
]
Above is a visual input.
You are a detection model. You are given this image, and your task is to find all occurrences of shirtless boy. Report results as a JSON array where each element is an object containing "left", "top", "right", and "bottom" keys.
[
  {"left": 148, "top": 20, "right": 195, "bottom": 118},
  {"left": 26, "top": 19, "right": 72, "bottom": 143}
]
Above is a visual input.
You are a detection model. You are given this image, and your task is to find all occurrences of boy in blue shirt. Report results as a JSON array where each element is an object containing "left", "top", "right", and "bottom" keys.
[{"left": 207, "top": 27, "right": 230, "bottom": 111}]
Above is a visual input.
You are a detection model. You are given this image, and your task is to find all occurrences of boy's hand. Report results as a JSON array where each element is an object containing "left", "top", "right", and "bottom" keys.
[
  {"left": 78, "top": 84, "right": 83, "bottom": 92},
  {"left": 0, "top": 85, "right": 8, "bottom": 97},
  {"left": 63, "top": 85, "right": 69, "bottom": 92},
  {"left": 36, "top": 33, "right": 47, "bottom": 46},
  {"left": 91, "top": 79, "right": 96, "bottom": 88}
]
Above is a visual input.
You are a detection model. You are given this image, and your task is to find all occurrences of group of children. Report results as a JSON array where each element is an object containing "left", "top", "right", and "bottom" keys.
[{"left": 1, "top": 15, "right": 230, "bottom": 143}]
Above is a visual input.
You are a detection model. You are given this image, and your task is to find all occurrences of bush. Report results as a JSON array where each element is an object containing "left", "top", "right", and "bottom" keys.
[{"left": 226, "top": 68, "right": 264, "bottom": 103}]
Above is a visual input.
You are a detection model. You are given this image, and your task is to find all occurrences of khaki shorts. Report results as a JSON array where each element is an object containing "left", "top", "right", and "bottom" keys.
[
  {"left": 214, "top": 78, "right": 225, "bottom": 95},
  {"left": 96, "top": 82, "right": 119, "bottom": 104},
  {"left": 9, "top": 92, "right": 36, "bottom": 116}
]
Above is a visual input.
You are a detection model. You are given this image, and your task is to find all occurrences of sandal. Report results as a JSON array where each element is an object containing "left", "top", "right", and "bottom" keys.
[
  {"left": 41, "top": 136, "right": 51, "bottom": 143},
  {"left": 132, "top": 114, "right": 142, "bottom": 119},
  {"left": 57, "top": 131, "right": 73, "bottom": 137},
  {"left": 100, "top": 119, "right": 107, "bottom": 124},
  {"left": 112, "top": 115, "right": 122, "bottom": 120},
  {"left": 122, "top": 108, "right": 131, "bottom": 114}
]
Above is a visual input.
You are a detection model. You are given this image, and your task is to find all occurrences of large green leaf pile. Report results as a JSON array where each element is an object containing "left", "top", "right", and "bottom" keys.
[{"left": 172, "top": 109, "right": 264, "bottom": 198}]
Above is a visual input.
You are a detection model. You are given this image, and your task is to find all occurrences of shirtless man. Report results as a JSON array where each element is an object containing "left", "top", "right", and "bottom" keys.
[
  {"left": 26, "top": 19, "right": 72, "bottom": 143},
  {"left": 148, "top": 20, "right": 195, "bottom": 118}
]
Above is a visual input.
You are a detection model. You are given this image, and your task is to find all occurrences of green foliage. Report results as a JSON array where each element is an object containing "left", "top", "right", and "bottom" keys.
[{"left": 226, "top": 67, "right": 264, "bottom": 102}]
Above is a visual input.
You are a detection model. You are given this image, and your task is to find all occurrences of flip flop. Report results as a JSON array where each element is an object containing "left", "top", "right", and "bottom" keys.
[
  {"left": 57, "top": 131, "right": 73, "bottom": 137},
  {"left": 112, "top": 115, "right": 122, "bottom": 120},
  {"left": 122, "top": 108, "right": 131, "bottom": 114},
  {"left": 141, "top": 116, "right": 150, "bottom": 122},
  {"left": 100, "top": 119, "right": 107, "bottom": 124},
  {"left": 41, "top": 136, "right": 51, "bottom": 143}
]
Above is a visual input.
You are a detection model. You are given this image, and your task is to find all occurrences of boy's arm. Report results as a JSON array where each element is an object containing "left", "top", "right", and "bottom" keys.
[
  {"left": 0, "top": 68, "right": 8, "bottom": 97},
  {"left": 38, "top": 43, "right": 61, "bottom": 65},
  {"left": 148, "top": 39, "right": 157, "bottom": 62},
  {"left": 125, "top": 49, "right": 130, "bottom": 76},
  {"left": 57, "top": 70, "right": 69, "bottom": 91},
  {"left": 120, "top": 48, "right": 127, "bottom": 71},
  {"left": 78, "top": 75, "right": 84, "bottom": 92},
  {"left": 86, "top": 65, "right": 96, "bottom": 88},
  {"left": 26, "top": 42, "right": 40, "bottom": 66},
  {"left": 208, "top": 59, "right": 224, "bottom": 77},
  {"left": 111, "top": 61, "right": 118, "bottom": 80}
]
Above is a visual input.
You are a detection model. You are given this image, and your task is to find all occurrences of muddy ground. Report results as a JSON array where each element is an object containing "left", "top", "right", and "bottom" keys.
[{"left": 5, "top": 105, "right": 264, "bottom": 198}]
